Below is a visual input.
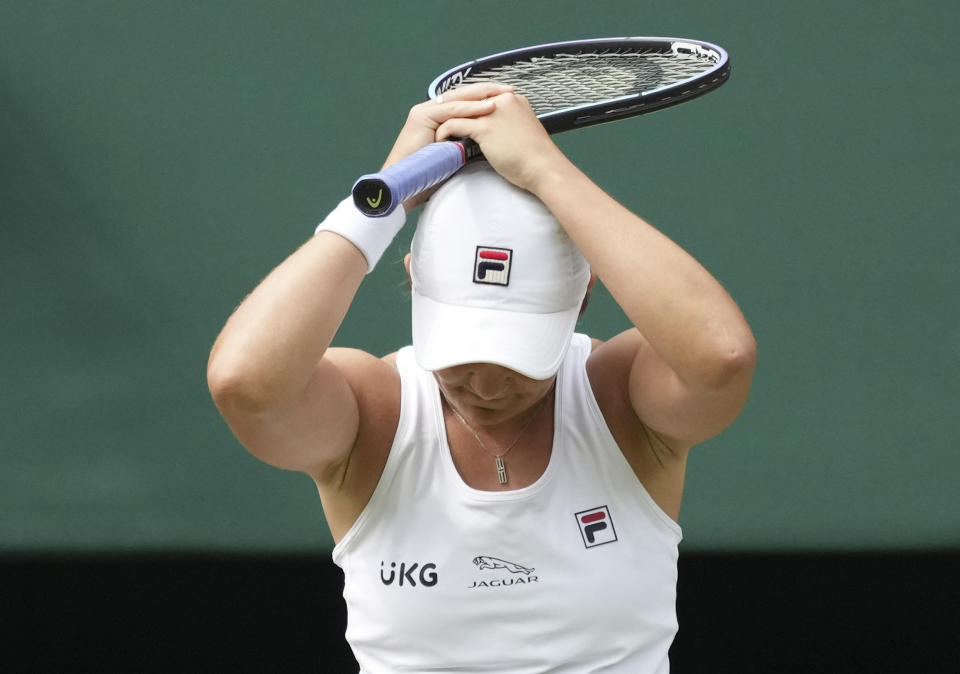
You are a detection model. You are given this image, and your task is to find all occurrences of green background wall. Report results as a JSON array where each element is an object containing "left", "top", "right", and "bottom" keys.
[{"left": 2, "top": 0, "right": 957, "bottom": 552}]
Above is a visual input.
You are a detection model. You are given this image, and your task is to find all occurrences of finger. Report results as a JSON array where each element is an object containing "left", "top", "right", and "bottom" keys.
[
  {"left": 435, "top": 81, "right": 514, "bottom": 103},
  {"left": 435, "top": 116, "right": 482, "bottom": 142},
  {"left": 487, "top": 90, "right": 530, "bottom": 110},
  {"left": 422, "top": 98, "right": 496, "bottom": 125}
]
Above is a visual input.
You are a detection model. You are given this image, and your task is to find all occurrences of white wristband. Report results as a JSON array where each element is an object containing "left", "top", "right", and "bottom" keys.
[{"left": 315, "top": 196, "right": 406, "bottom": 273}]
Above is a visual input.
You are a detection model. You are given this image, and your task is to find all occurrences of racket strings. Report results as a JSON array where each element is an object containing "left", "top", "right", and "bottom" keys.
[{"left": 460, "top": 51, "right": 718, "bottom": 114}]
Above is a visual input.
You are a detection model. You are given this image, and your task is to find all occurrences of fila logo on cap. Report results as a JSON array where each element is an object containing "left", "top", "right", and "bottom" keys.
[
  {"left": 575, "top": 506, "right": 618, "bottom": 548},
  {"left": 473, "top": 246, "right": 512, "bottom": 286}
]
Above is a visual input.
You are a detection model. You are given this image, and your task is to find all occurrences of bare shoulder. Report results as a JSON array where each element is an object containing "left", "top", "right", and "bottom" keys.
[
  {"left": 322, "top": 347, "right": 402, "bottom": 480},
  {"left": 584, "top": 331, "right": 688, "bottom": 521},
  {"left": 315, "top": 347, "right": 403, "bottom": 541},
  {"left": 585, "top": 331, "right": 645, "bottom": 395},
  {"left": 584, "top": 331, "right": 644, "bottom": 422},
  {"left": 325, "top": 346, "right": 400, "bottom": 388}
]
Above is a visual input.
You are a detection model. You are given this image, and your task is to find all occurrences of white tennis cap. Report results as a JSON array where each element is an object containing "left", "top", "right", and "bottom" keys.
[{"left": 410, "top": 161, "right": 591, "bottom": 380}]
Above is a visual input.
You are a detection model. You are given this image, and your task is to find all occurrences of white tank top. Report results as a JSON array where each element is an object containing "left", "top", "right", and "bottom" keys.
[{"left": 332, "top": 334, "right": 682, "bottom": 673}]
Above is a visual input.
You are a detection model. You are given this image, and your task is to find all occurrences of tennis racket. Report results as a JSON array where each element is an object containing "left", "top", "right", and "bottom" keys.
[{"left": 352, "top": 36, "right": 730, "bottom": 216}]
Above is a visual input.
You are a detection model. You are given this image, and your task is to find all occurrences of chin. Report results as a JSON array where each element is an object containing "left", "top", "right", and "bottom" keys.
[{"left": 471, "top": 403, "right": 528, "bottom": 426}]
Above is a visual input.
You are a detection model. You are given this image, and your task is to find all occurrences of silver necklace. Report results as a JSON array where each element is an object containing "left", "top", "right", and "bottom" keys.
[{"left": 447, "top": 391, "right": 552, "bottom": 485}]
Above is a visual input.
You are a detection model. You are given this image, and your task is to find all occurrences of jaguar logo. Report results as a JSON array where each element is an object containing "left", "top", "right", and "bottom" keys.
[{"left": 472, "top": 555, "right": 534, "bottom": 575}]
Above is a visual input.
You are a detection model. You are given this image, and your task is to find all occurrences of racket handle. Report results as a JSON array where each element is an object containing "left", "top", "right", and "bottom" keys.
[{"left": 352, "top": 139, "right": 481, "bottom": 216}]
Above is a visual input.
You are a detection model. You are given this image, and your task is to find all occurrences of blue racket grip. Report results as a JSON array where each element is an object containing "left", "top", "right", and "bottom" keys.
[{"left": 352, "top": 139, "right": 481, "bottom": 216}]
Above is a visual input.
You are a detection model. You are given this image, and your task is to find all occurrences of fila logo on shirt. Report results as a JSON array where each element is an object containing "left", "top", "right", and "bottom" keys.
[
  {"left": 380, "top": 561, "right": 438, "bottom": 588},
  {"left": 473, "top": 246, "right": 512, "bottom": 286},
  {"left": 575, "top": 506, "right": 618, "bottom": 548}
]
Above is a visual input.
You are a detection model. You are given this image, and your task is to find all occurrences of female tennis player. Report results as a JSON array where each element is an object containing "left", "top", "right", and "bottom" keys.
[{"left": 207, "top": 82, "right": 756, "bottom": 672}]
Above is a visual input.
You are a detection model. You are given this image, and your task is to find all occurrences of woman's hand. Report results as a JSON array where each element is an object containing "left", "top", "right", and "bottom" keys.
[
  {"left": 435, "top": 90, "right": 566, "bottom": 194},
  {"left": 382, "top": 82, "right": 514, "bottom": 211}
]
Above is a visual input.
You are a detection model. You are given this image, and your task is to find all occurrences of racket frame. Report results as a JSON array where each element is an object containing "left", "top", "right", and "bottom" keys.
[
  {"left": 428, "top": 36, "right": 730, "bottom": 133},
  {"left": 352, "top": 36, "right": 730, "bottom": 216}
]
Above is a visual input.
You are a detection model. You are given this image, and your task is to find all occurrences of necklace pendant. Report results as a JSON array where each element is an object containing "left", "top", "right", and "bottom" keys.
[{"left": 495, "top": 455, "right": 507, "bottom": 485}]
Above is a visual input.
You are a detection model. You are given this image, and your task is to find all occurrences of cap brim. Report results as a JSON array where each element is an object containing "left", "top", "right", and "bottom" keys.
[{"left": 411, "top": 291, "right": 579, "bottom": 380}]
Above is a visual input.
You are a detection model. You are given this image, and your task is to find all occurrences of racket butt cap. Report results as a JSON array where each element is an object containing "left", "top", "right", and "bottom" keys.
[{"left": 352, "top": 177, "right": 395, "bottom": 217}]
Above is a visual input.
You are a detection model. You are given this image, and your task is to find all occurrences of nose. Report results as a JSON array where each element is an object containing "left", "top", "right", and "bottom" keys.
[{"left": 467, "top": 366, "right": 511, "bottom": 400}]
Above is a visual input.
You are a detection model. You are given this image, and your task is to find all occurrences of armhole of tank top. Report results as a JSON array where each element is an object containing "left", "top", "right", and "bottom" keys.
[
  {"left": 332, "top": 347, "right": 415, "bottom": 564},
  {"left": 573, "top": 334, "right": 683, "bottom": 542}
]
